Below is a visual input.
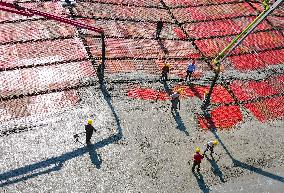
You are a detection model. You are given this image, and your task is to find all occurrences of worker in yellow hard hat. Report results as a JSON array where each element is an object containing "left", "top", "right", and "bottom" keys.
[
  {"left": 204, "top": 140, "right": 219, "bottom": 157},
  {"left": 161, "top": 63, "right": 170, "bottom": 81},
  {"left": 192, "top": 147, "right": 204, "bottom": 173},
  {"left": 85, "top": 119, "right": 97, "bottom": 144}
]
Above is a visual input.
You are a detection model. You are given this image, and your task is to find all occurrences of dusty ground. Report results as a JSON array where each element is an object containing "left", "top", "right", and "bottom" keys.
[{"left": 1, "top": 80, "right": 284, "bottom": 192}]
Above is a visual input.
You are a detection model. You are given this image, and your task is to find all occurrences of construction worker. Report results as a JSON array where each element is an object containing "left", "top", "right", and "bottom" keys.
[
  {"left": 170, "top": 89, "right": 181, "bottom": 111},
  {"left": 61, "top": 0, "right": 76, "bottom": 7},
  {"left": 203, "top": 91, "right": 209, "bottom": 102},
  {"left": 192, "top": 147, "right": 204, "bottom": 173},
  {"left": 156, "top": 18, "right": 163, "bottom": 40},
  {"left": 85, "top": 119, "right": 97, "bottom": 144},
  {"left": 204, "top": 140, "right": 219, "bottom": 156},
  {"left": 161, "top": 63, "right": 170, "bottom": 81},
  {"left": 184, "top": 60, "right": 196, "bottom": 82}
]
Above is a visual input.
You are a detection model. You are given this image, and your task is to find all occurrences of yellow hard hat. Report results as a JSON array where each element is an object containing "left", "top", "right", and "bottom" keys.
[
  {"left": 177, "top": 88, "right": 183, "bottom": 93},
  {"left": 195, "top": 147, "right": 201, "bottom": 153},
  {"left": 213, "top": 140, "right": 218, "bottom": 145},
  {"left": 166, "top": 63, "right": 170, "bottom": 67},
  {"left": 87, "top": 119, "right": 93, "bottom": 124}
]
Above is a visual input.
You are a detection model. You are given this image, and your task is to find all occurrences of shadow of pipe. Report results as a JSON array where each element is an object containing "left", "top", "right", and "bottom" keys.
[
  {"left": 0, "top": 81, "right": 123, "bottom": 187},
  {"left": 202, "top": 111, "right": 284, "bottom": 184}
]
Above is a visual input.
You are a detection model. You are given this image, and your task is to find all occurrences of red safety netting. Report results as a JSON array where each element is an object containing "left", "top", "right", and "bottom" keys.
[
  {"left": 0, "top": 20, "right": 76, "bottom": 43},
  {"left": 197, "top": 105, "right": 243, "bottom": 129},
  {"left": 0, "top": 0, "right": 283, "bottom": 129},
  {"left": 86, "top": 0, "right": 163, "bottom": 7},
  {"left": 73, "top": 3, "right": 173, "bottom": 22},
  {"left": 244, "top": 96, "right": 284, "bottom": 122},
  {"left": 128, "top": 88, "right": 170, "bottom": 100},
  {"left": 0, "top": 2, "right": 69, "bottom": 22},
  {"left": 0, "top": 38, "right": 87, "bottom": 69},
  {"left": 230, "top": 75, "right": 284, "bottom": 101},
  {"left": 172, "top": 3, "right": 257, "bottom": 23},
  {"left": 0, "top": 61, "right": 95, "bottom": 97},
  {"left": 163, "top": 0, "right": 237, "bottom": 7}
]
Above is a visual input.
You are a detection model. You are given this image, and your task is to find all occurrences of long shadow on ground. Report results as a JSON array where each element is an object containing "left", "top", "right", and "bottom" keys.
[
  {"left": 162, "top": 81, "right": 189, "bottom": 136},
  {"left": 192, "top": 171, "right": 210, "bottom": 193},
  {"left": 204, "top": 154, "right": 226, "bottom": 183},
  {"left": 0, "top": 81, "right": 123, "bottom": 187},
  {"left": 202, "top": 111, "right": 284, "bottom": 184}
]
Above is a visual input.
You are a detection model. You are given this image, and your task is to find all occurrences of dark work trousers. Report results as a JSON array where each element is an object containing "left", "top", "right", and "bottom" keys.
[
  {"left": 171, "top": 98, "right": 180, "bottom": 110},
  {"left": 86, "top": 130, "right": 93, "bottom": 143},
  {"left": 192, "top": 160, "right": 201, "bottom": 172},
  {"left": 85, "top": 124, "right": 95, "bottom": 143},
  {"left": 204, "top": 145, "right": 214, "bottom": 155},
  {"left": 156, "top": 21, "right": 163, "bottom": 39},
  {"left": 185, "top": 71, "right": 193, "bottom": 81},
  {"left": 161, "top": 71, "right": 168, "bottom": 81}
]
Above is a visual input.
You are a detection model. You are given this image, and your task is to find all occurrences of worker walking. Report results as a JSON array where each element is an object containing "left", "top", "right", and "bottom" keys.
[
  {"left": 161, "top": 63, "right": 170, "bottom": 81},
  {"left": 170, "top": 89, "right": 181, "bottom": 111},
  {"left": 192, "top": 147, "right": 204, "bottom": 173},
  {"left": 85, "top": 119, "right": 97, "bottom": 144},
  {"left": 204, "top": 140, "right": 219, "bottom": 156},
  {"left": 156, "top": 18, "right": 163, "bottom": 40},
  {"left": 184, "top": 60, "right": 196, "bottom": 82}
]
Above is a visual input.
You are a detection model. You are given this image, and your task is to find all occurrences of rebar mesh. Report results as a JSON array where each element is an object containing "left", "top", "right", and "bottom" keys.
[{"left": 0, "top": 0, "right": 283, "bottom": 128}]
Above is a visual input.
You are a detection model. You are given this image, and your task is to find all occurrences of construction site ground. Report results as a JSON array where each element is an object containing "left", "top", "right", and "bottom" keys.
[{"left": 0, "top": 0, "right": 284, "bottom": 192}]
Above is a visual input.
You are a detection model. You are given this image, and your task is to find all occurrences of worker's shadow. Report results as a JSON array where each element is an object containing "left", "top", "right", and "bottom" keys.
[
  {"left": 204, "top": 154, "right": 226, "bottom": 183},
  {"left": 193, "top": 171, "right": 210, "bottom": 193},
  {"left": 202, "top": 111, "right": 284, "bottom": 184},
  {"left": 86, "top": 144, "right": 102, "bottom": 169},
  {"left": 171, "top": 109, "right": 189, "bottom": 136},
  {"left": 157, "top": 39, "right": 169, "bottom": 55}
]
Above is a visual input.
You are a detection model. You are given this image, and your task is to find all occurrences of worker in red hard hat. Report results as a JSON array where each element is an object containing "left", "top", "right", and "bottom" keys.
[
  {"left": 192, "top": 147, "right": 204, "bottom": 173},
  {"left": 85, "top": 119, "right": 97, "bottom": 144}
]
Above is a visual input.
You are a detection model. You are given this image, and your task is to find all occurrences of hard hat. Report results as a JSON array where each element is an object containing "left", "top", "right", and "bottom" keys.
[
  {"left": 166, "top": 63, "right": 170, "bottom": 67},
  {"left": 87, "top": 119, "right": 93, "bottom": 124},
  {"left": 177, "top": 88, "right": 183, "bottom": 93},
  {"left": 213, "top": 140, "right": 218, "bottom": 145},
  {"left": 195, "top": 147, "right": 201, "bottom": 153}
]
